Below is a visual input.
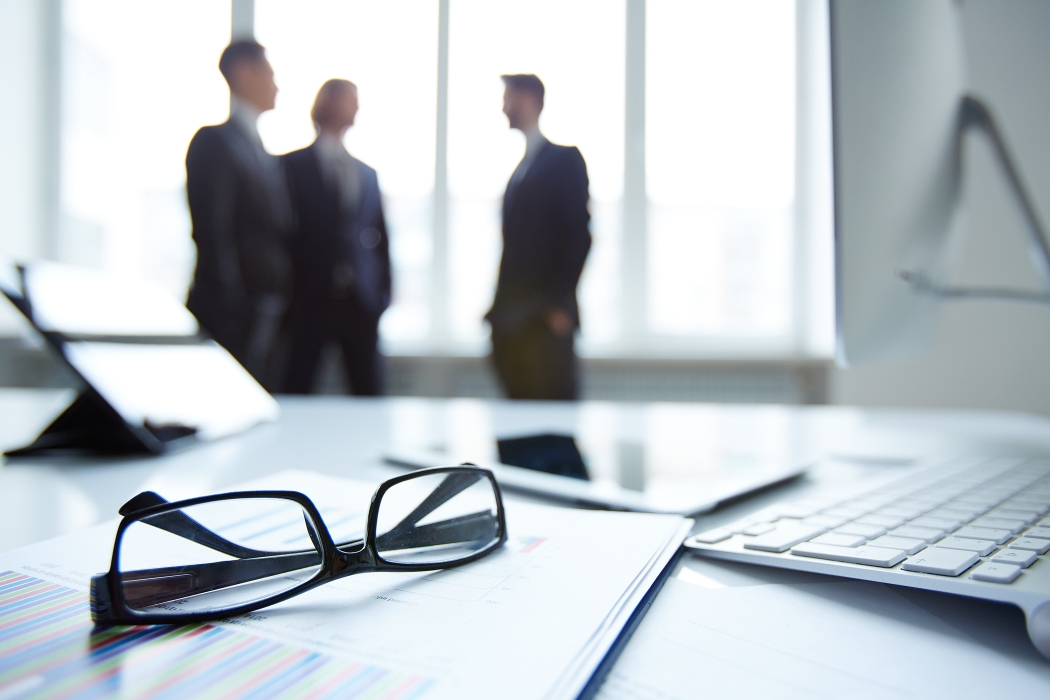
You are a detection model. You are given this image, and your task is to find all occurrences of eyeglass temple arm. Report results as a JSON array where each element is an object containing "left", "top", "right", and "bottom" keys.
[
  {"left": 383, "top": 471, "right": 486, "bottom": 539},
  {"left": 119, "top": 491, "right": 282, "bottom": 559},
  {"left": 375, "top": 510, "right": 500, "bottom": 552},
  {"left": 108, "top": 550, "right": 323, "bottom": 612}
]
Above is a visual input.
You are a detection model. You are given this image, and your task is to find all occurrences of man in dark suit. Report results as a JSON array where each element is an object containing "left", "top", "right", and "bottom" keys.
[
  {"left": 486, "top": 74, "right": 592, "bottom": 400},
  {"left": 281, "top": 80, "right": 392, "bottom": 395},
  {"left": 185, "top": 41, "right": 292, "bottom": 389}
]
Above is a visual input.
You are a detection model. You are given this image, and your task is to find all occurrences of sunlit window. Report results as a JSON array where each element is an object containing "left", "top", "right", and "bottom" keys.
[
  {"left": 55, "top": 0, "right": 800, "bottom": 357},
  {"left": 254, "top": 0, "right": 438, "bottom": 343},
  {"left": 60, "top": 0, "right": 230, "bottom": 298},
  {"left": 646, "top": 0, "right": 796, "bottom": 339},
  {"left": 447, "top": 0, "right": 625, "bottom": 345}
]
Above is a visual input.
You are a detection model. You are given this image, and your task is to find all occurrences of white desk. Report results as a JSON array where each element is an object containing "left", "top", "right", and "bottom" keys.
[{"left": 3, "top": 389, "right": 1050, "bottom": 690}]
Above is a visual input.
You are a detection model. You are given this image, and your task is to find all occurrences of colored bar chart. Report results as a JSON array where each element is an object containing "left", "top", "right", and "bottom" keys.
[{"left": 0, "top": 571, "right": 434, "bottom": 700}]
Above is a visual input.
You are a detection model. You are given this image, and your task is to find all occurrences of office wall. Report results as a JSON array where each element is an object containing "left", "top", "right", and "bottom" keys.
[{"left": 831, "top": 0, "right": 1050, "bottom": 415}]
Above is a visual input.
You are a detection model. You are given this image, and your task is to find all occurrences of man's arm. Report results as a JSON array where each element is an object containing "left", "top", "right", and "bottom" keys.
[
  {"left": 546, "top": 147, "right": 592, "bottom": 328},
  {"left": 374, "top": 193, "right": 393, "bottom": 312},
  {"left": 186, "top": 128, "right": 247, "bottom": 314}
]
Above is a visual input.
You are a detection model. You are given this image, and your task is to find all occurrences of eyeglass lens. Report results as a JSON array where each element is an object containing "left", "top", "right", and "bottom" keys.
[
  {"left": 117, "top": 498, "right": 323, "bottom": 615},
  {"left": 375, "top": 471, "right": 501, "bottom": 565}
]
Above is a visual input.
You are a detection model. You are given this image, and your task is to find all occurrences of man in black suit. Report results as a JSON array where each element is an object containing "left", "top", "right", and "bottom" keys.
[
  {"left": 281, "top": 80, "right": 392, "bottom": 395},
  {"left": 185, "top": 41, "right": 292, "bottom": 389},
  {"left": 486, "top": 74, "right": 592, "bottom": 400}
]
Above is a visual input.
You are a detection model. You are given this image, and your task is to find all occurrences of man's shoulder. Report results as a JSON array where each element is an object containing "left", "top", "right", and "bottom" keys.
[
  {"left": 540, "top": 142, "right": 585, "bottom": 167},
  {"left": 350, "top": 155, "right": 378, "bottom": 179},
  {"left": 188, "top": 121, "right": 241, "bottom": 157},
  {"left": 192, "top": 121, "right": 237, "bottom": 142},
  {"left": 282, "top": 145, "right": 317, "bottom": 166}
]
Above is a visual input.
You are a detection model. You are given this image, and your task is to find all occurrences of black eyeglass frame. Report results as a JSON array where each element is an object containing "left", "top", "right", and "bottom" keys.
[{"left": 90, "top": 466, "right": 507, "bottom": 625}]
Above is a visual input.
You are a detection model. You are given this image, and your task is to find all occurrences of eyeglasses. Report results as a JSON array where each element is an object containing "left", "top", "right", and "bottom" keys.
[{"left": 90, "top": 466, "right": 507, "bottom": 625}]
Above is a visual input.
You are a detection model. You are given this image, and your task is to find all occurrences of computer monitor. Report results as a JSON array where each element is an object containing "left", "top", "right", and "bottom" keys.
[
  {"left": 831, "top": 0, "right": 1050, "bottom": 366},
  {"left": 830, "top": 0, "right": 968, "bottom": 365}
]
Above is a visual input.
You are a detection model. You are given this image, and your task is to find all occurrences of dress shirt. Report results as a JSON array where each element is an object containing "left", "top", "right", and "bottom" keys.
[
  {"left": 230, "top": 96, "right": 264, "bottom": 148},
  {"left": 508, "top": 126, "right": 548, "bottom": 188},
  {"left": 314, "top": 132, "right": 363, "bottom": 214}
]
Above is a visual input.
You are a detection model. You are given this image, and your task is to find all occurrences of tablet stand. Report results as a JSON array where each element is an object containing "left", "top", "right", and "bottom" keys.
[{"left": 3, "top": 387, "right": 194, "bottom": 457}]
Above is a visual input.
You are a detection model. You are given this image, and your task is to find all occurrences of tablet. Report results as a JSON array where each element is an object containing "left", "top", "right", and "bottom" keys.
[{"left": 385, "top": 440, "right": 808, "bottom": 516}]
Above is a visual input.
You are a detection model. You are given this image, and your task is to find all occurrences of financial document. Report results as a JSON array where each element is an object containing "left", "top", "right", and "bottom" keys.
[
  {"left": 0, "top": 471, "right": 690, "bottom": 700},
  {"left": 596, "top": 558, "right": 1050, "bottom": 699}
]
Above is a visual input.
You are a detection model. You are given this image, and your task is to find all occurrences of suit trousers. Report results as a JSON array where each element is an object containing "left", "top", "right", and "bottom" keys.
[
  {"left": 491, "top": 319, "right": 579, "bottom": 400},
  {"left": 283, "top": 295, "right": 383, "bottom": 396}
]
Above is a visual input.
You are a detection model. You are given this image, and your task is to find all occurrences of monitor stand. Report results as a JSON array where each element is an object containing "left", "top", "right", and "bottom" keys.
[{"left": 898, "top": 95, "right": 1050, "bottom": 303}]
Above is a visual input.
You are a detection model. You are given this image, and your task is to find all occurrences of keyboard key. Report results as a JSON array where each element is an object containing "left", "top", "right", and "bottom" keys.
[
  {"left": 909, "top": 515, "right": 962, "bottom": 532},
  {"left": 971, "top": 517, "right": 1027, "bottom": 534},
  {"left": 855, "top": 514, "right": 906, "bottom": 528},
  {"left": 1009, "top": 538, "right": 1050, "bottom": 554},
  {"left": 990, "top": 549, "right": 1038, "bottom": 568},
  {"left": 950, "top": 498, "right": 996, "bottom": 512},
  {"left": 791, "top": 542, "right": 906, "bottom": 567},
  {"left": 821, "top": 505, "right": 870, "bottom": 519},
  {"left": 888, "top": 525, "right": 945, "bottom": 543},
  {"left": 692, "top": 527, "right": 733, "bottom": 544},
  {"left": 954, "top": 526, "right": 1013, "bottom": 544},
  {"left": 802, "top": 514, "right": 850, "bottom": 529},
  {"left": 743, "top": 522, "right": 827, "bottom": 553},
  {"left": 989, "top": 508, "right": 1040, "bottom": 524},
  {"left": 877, "top": 505, "right": 927, "bottom": 520},
  {"left": 776, "top": 501, "right": 825, "bottom": 519},
  {"left": 725, "top": 518, "right": 763, "bottom": 534},
  {"left": 1025, "top": 526, "right": 1050, "bottom": 539},
  {"left": 867, "top": 535, "right": 926, "bottom": 555},
  {"left": 926, "top": 507, "right": 978, "bottom": 524},
  {"left": 810, "top": 532, "right": 866, "bottom": 547},
  {"left": 970, "top": 562, "right": 1022, "bottom": 584},
  {"left": 935, "top": 536, "right": 996, "bottom": 555},
  {"left": 835, "top": 522, "right": 887, "bottom": 538},
  {"left": 742, "top": 522, "right": 776, "bottom": 536},
  {"left": 901, "top": 548, "right": 979, "bottom": 576}
]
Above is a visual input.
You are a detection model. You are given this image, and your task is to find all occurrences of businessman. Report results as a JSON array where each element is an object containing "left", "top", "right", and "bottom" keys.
[
  {"left": 486, "top": 74, "right": 592, "bottom": 400},
  {"left": 185, "top": 40, "right": 293, "bottom": 388},
  {"left": 281, "top": 80, "right": 392, "bottom": 395}
]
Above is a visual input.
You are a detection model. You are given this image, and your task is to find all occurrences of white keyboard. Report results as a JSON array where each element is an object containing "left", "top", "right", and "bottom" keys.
[{"left": 684, "top": 457, "right": 1050, "bottom": 659}]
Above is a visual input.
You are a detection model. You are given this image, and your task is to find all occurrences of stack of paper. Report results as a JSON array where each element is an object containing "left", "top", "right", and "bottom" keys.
[{"left": 0, "top": 471, "right": 690, "bottom": 699}]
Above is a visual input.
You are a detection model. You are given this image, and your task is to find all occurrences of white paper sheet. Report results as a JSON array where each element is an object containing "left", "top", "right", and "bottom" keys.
[
  {"left": 596, "top": 559, "right": 1050, "bottom": 700},
  {"left": 0, "top": 471, "right": 689, "bottom": 700}
]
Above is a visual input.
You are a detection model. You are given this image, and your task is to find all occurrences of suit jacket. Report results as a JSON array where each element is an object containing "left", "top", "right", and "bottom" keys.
[
  {"left": 486, "top": 142, "right": 592, "bottom": 334},
  {"left": 282, "top": 143, "right": 392, "bottom": 319},
  {"left": 185, "top": 119, "right": 293, "bottom": 356}
]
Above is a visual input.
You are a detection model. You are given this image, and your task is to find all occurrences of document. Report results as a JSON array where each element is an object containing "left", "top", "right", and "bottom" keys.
[
  {"left": 596, "top": 558, "right": 1050, "bottom": 699},
  {"left": 0, "top": 471, "right": 690, "bottom": 700}
]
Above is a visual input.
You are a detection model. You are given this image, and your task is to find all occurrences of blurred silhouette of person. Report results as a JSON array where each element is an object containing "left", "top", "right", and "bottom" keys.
[
  {"left": 281, "top": 80, "right": 391, "bottom": 395},
  {"left": 486, "top": 74, "right": 591, "bottom": 400},
  {"left": 186, "top": 40, "right": 292, "bottom": 389}
]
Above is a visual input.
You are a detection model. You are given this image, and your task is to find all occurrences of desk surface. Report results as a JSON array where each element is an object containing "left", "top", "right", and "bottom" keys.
[
  {"left": 3, "top": 389, "right": 1050, "bottom": 687},
  {"left": 5, "top": 389, "right": 1050, "bottom": 553}
]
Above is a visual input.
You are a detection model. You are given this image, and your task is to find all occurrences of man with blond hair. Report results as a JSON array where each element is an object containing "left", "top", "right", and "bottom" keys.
[{"left": 281, "top": 80, "right": 391, "bottom": 395}]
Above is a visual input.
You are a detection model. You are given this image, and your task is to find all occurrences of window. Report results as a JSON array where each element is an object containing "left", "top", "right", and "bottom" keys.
[
  {"left": 59, "top": 0, "right": 231, "bottom": 299},
  {"left": 46, "top": 1, "right": 813, "bottom": 359},
  {"left": 254, "top": 0, "right": 439, "bottom": 343},
  {"left": 646, "top": 0, "right": 795, "bottom": 342},
  {"left": 446, "top": 0, "right": 625, "bottom": 345}
]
